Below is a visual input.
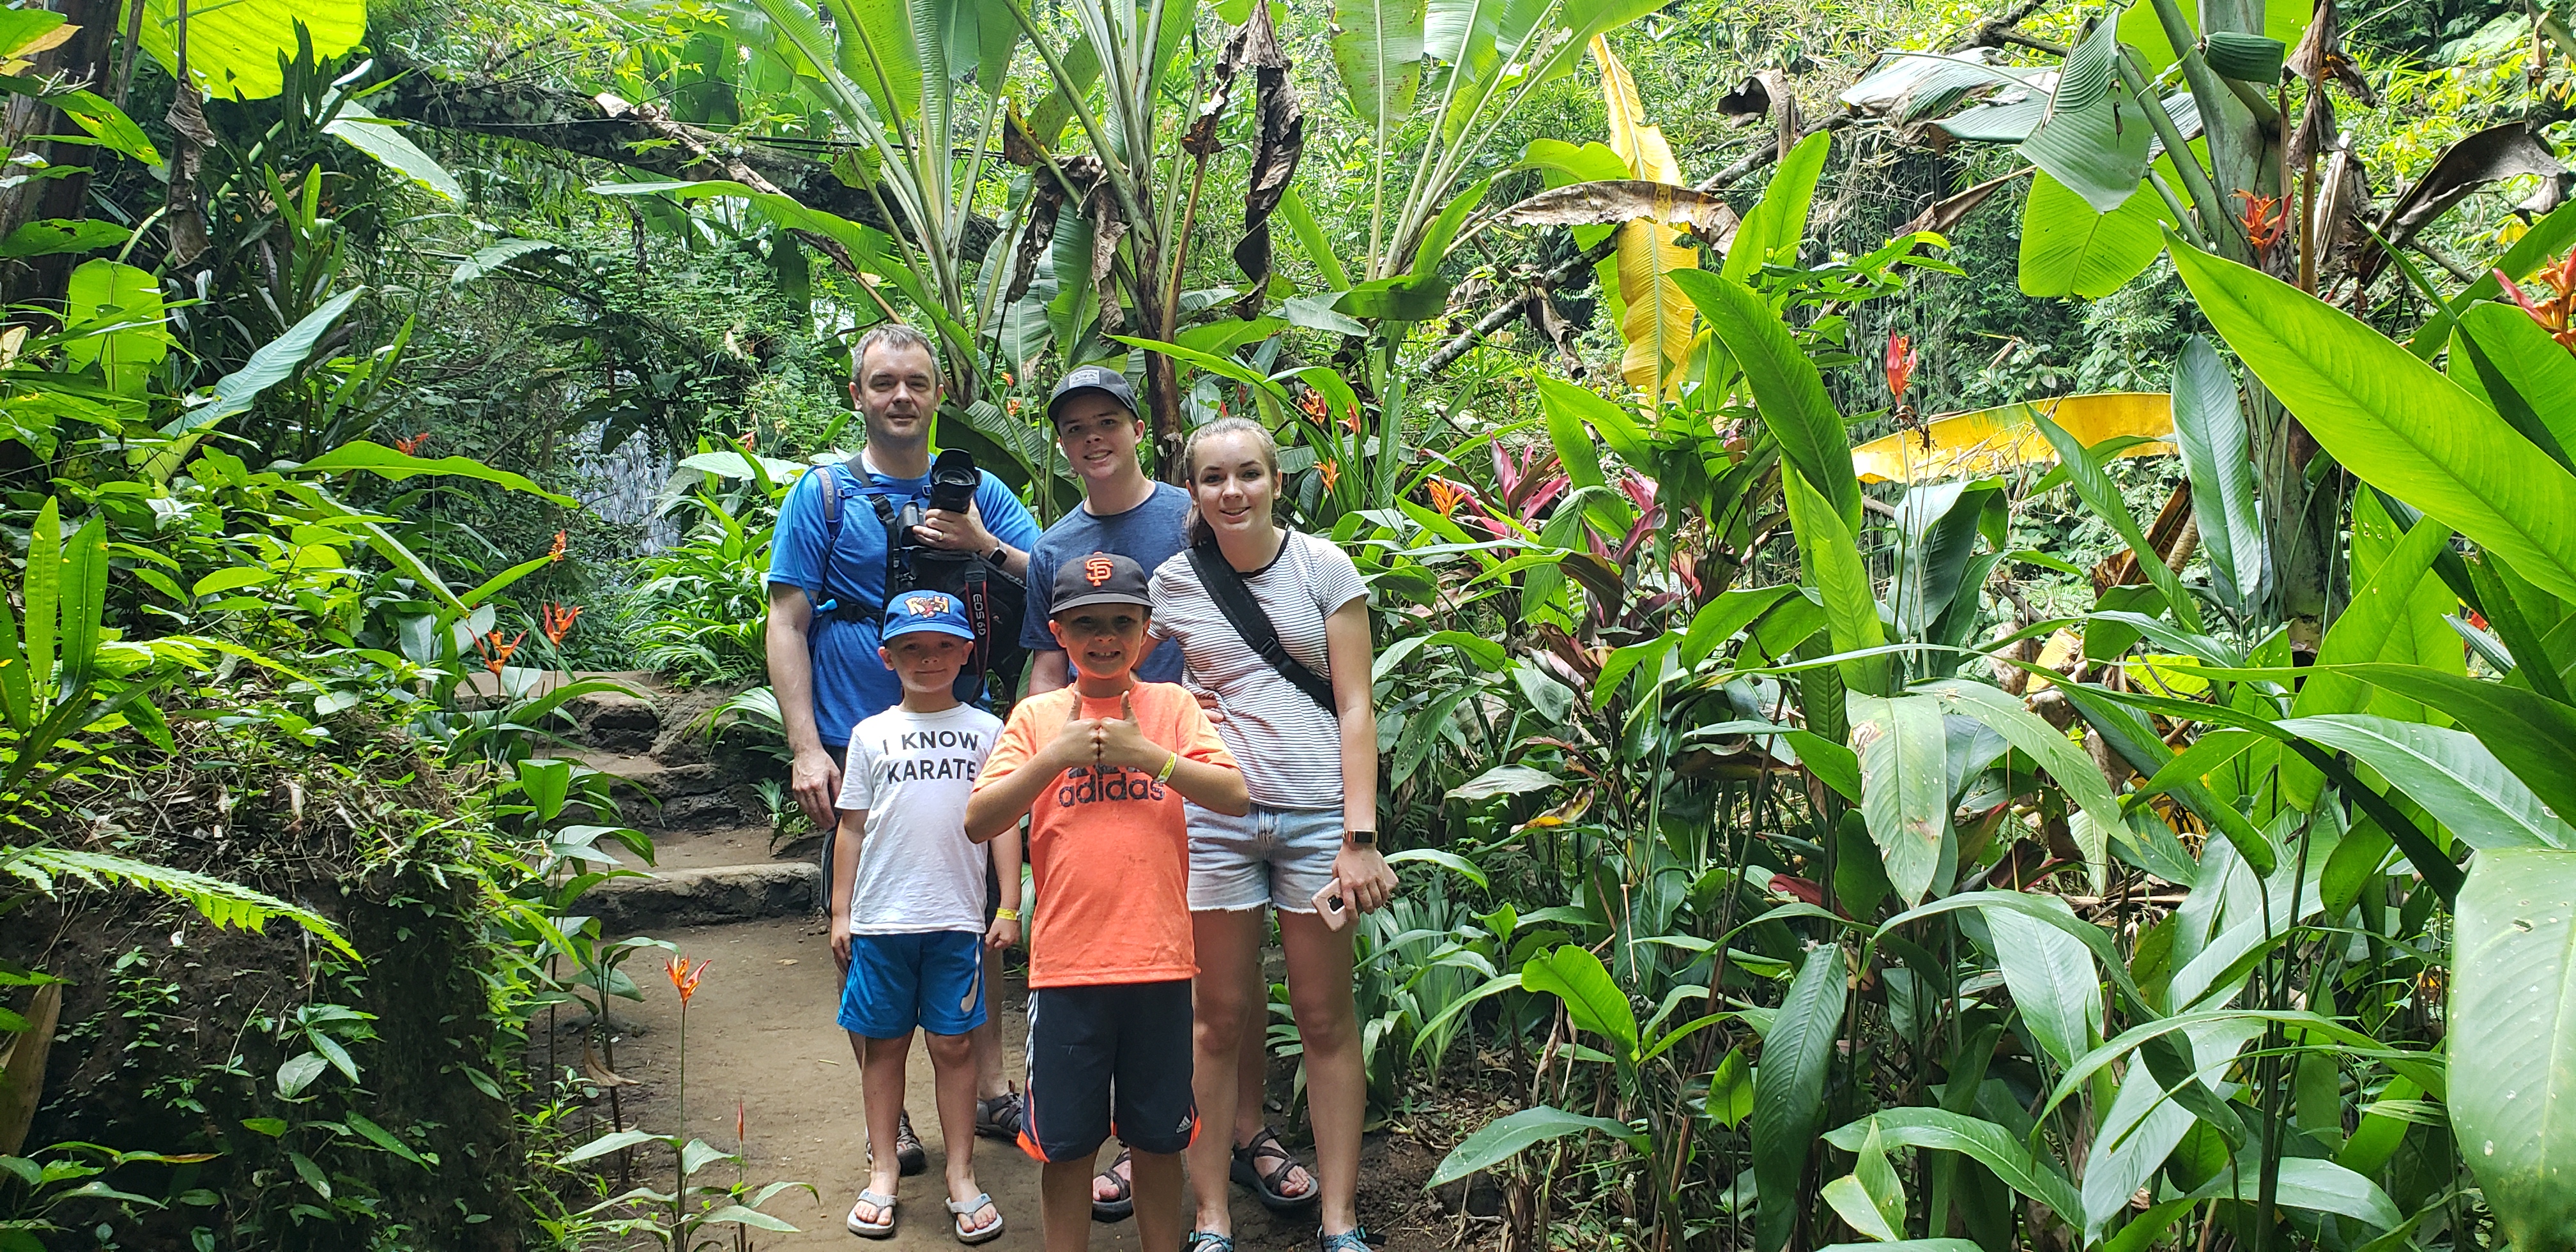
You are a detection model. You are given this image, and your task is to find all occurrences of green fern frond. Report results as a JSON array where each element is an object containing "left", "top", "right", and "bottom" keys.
[{"left": 1, "top": 847, "right": 356, "bottom": 960}]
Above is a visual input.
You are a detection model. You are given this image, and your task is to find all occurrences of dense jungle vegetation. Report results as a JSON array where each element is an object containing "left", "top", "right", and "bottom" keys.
[{"left": 1, "top": 0, "right": 2573, "bottom": 1246}]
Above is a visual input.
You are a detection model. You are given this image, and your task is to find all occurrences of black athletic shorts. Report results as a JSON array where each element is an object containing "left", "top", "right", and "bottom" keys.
[
  {"left": 826, "top": 742, "right": 1002, "bottom": 920},
  {"left": 1017, "top": 979, "right": 1197, "bottom": 1163}
]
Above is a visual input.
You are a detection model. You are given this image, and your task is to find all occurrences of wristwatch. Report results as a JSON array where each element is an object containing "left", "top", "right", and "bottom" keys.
[{"left": 1347, "top": 829, "right": 1377, "bottom": 847}]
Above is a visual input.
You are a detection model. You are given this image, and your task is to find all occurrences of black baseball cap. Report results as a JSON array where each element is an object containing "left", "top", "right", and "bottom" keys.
[
  {"left": 1051, "top": 551, "right": 1154, "bottom": 615},
  {"left": 1045, "top": 365, "right": 1138, "bottom": 426}
]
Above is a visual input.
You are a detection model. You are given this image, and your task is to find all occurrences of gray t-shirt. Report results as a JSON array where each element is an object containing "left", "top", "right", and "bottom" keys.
[
  {"left": 1021, "top": 481, "right": 1193, "bottom": 683},
  {"left": 834, "top": 703, "right": 1002, "bottom": 933},
  {"left": 1149, "top": 530, "right": 1368, "bottom": 810}
]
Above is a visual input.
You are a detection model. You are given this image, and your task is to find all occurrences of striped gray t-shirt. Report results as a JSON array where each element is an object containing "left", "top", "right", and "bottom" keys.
[{"left": 1149, "top": 530, "right": 1368, "bottom": 811}]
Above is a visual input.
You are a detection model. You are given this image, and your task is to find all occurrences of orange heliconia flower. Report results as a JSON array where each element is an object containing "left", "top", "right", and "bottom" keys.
[
  {"left": 1425, "top": 478, "right": 1471, "bottom": 516},
  {"left": 1296, "top": 390, "right": 1331, "bottom": 423},
  {"left": 1338, "top": 403, "right": 1361, "bottom": 435},
  {"left": 665, "top": 956, "right": 710, "bottom": 1005},
  {"left": 548, "top": 530, "right": 569, "bottom": 563},
  {"left": 1883, "top": 333, "right": 1917, "bottom": 401},
  {"left": 391, "top": 432, "right": 431, "bottom": 455},
  {"left": 475, "top": 630, "right": 525, "bottom": 675},
  {"left": 1319, "top": 460, "right": 1341, "bottom": 491},
  {"left": 2497, "top": 246, "right": 2576, "bottom": 353},
  {"left": 540, "top": 602, "right": 583, "bottom": 645}
]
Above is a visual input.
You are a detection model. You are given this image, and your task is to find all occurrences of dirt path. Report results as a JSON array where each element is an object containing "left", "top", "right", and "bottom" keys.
[
  {"left": 608, "top": 917, "right": 1082, "bottom": 1251},
  {"left": 601, "top": 917, "right": 1454, "bottom": 1252},
  {"left": 551, "top": 680, "right": 1457, "bottom": 1251}
]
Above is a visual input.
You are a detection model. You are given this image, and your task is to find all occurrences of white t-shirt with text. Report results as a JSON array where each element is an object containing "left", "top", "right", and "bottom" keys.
[{"left": 835, "top": 703, "right": 1002, "bottom": 933}]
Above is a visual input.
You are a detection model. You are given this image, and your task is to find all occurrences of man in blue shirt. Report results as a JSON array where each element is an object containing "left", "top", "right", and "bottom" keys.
[
  {"left": 766, "top": 323, "right": 1043, "bottom": 1159},
  {"left": 1023, "top": 366, "right": 1194, "bottom": 695}
]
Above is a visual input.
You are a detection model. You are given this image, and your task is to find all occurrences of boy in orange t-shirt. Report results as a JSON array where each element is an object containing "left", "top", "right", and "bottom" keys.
[{"left": 967, "top": 551, "right": 1247, "bottom": 1252}]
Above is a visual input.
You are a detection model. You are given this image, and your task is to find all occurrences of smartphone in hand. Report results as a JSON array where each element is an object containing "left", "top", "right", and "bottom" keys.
[{"left": 1311, "top": 877, "right": 1353, "bottom": 932}]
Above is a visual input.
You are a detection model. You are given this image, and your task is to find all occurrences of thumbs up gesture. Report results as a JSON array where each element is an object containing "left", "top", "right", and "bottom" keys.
[
  {"left": 1043, "top": 693, "right": 1098, "bottom": 771},
  {"left": 1092, "top": 691, "right": 1163, "bottom": 772}
]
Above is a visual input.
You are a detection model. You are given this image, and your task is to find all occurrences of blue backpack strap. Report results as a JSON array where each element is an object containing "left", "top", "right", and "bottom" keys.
[{"left": 815, "top": 458, "right": 868, "bottom": 616}]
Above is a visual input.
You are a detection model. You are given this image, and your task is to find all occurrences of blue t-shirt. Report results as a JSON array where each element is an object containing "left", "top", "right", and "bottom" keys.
[
  {"left": 766, "top": 457, "right": 1043, "bottom": 748},
  {"left": 1021, "top": 481, "right": 1192, "bottom": 683}
]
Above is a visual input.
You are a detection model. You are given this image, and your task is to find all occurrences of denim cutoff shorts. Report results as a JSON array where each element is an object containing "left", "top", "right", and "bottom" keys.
[{"left": 1184, "top": 801, "right": 1342, "bottom": 913}]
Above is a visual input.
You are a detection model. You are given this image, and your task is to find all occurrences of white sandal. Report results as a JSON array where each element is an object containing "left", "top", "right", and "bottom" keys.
[
  {"left": 847, "top": 1189, "right": 897, "bottom": 1239},
  {"left": 948, "top": 1191, "right": 1005, "bottom": 1245}
]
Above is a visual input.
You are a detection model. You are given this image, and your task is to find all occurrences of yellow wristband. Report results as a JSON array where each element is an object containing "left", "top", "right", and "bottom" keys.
[
  {"left": 1155, "top": 752, "right": 1179, "bottom": 784},
  {"left": 992, "top": 907, "right": 1020, "bottom": 923}
]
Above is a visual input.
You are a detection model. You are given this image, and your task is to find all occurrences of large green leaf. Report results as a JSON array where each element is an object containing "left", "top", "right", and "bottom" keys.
[
  {"left": 2179, "top": 1157, "right": 2402, "bottom": 1228},
  {"left": 2455, "top": 302, "right": 2576, "bottom": 469},
  {"left": 289, "top": 441, "right": 575, "bottom": 507},
  {"left": 1752, "top": 945, "right": 1848, "bottom": 1252},
  {"left": 1988, "top": 896, "right": 2103, "bottom": 1070},
  {"left": 1719, "top": 129, "right": 1830, "bottom": 280},
  {"left": 2019, "top": 171, "right": 2165, "bottom": 298},
  {"left": 2338, "top": 666, "right": 2576, "bottom": 842},
  {"left": 2018, "top": 21, "right": 2151, "bottom": 213},
  {"left": 1823, "top": 1107, "right": 2082, "bottom": 1224},
  {"left": 1426, "top": 1105, "right": 1641, "bottom": 1187},
  {"left": 2030, "top": 406, "right": 2205, "bottom": 632},
  {"left": 1821, "top": 1124, "right": 1906, "bottom": 1241},
  {"left": 61, "top": 259, "right": 167, "bottom": 398},
  {"left": 2168, "top": 240, "right": 2576, "bottom": 607},
  {"left": 167, "top": 289, "right": 364, "bottom": 436},
  {"left": 1915, "top": 679, "right": 2122, "bottom": 880},
  {"left": 2451, "top": 846, "right": 2576, "bottom": 1248},
  {"left": 1519, "top": 944, "right": 1639, "bottom": 1061},
  {"left": 1848, "top": 692, "right": 1949, "bottom": 905},
  {"left": 1785, "top": 470, "right": 1889, "bottom": 696},
  {"left": 322, "top": 102, "right": 463, "bottom": 202},
  {"left": 2281, "top": 510, "right": 2456, "bottom": 807},
  {"left": 2281, "top": 715, "right": 2576, "bottom": 851},
  {"left": 1330, "top": 0, "right": 1425, "bottom": 132},
  {"left": 2169, "top": 335, "right": 2263, "bottom": 609},
  {"left": 132, "top": 0, "right": 367, "bottom": 101},
  {"left": 1677, "top": 268, "right": 1860, "bottom": 530}
]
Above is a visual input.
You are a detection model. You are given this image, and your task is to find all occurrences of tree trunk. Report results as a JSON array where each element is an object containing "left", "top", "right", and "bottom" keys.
[{"left": 0, "top": 0, "right": 119, "bottom": 310}]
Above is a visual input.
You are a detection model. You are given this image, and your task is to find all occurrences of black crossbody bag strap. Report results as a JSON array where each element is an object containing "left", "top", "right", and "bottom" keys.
[{"left": 1188, "top": 542, "right": 1337, "bottom": 714}]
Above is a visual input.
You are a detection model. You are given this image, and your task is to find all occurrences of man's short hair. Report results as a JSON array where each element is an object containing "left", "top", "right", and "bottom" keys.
[{"left": 852, "top": 323, "right": 943, "bottom": 390}]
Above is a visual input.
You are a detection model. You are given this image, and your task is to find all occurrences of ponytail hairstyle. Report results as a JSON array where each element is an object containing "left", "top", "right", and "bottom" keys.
[{"left": 1180, "top": 415, "right": 1281, "bottom": 548}]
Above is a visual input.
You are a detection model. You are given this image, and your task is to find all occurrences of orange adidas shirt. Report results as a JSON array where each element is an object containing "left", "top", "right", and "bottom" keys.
[{"left": 976, "top": 682, "right": 1238, "bottom": 988}]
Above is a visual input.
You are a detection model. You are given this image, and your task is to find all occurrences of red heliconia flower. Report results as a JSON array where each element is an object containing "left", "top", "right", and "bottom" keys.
[
  {"left": 391, "top": 432, "right": 431, "bottom": 455},
  {"left": 1425, "top": 478, "right": 1472, "bottom": 517},
  {"left": 1339, "top": 403, "right": 1362, "bottom": 435},
  {"left": 539, "top": 602, "right": 583, "bottom": 645},
  {"left": 1883, "top": 333, "right": 1917, "bottom": 401},
  {"left": 2235, "top": 191, "right": 2288, "bottom": 261},
  {"left": 735, "top": 429, "right": 757, "bottom": 452},
  {"left": 1297, "top": 390, "right": 1332, "bottom": 423},
  {"left": 735, "top": 1100, "right": 747, "bottom": 1147},
  {"left": 548, "top": 530, "right": 569, "bottom": 563},
  {"left": 664, "top": 956, "right": 710, "bottom": 1005}
]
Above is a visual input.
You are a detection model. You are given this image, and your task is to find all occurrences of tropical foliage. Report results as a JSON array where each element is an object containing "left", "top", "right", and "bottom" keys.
[{"left": 3, "top": 0, "right": 2572, "bottom": 1246}]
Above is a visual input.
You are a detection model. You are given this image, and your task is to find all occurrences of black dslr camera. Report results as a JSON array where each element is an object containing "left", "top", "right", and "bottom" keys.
[{"left": 891, "top": 450, "right": 981, "bottom": 588}]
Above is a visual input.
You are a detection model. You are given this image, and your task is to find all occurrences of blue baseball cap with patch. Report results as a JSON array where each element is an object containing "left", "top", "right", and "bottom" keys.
[{"left": 883, "top": 590, "right": 976, "bottom": 641}]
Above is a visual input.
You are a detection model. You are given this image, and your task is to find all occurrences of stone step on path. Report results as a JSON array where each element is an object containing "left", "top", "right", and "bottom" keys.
[{"left": 546, "top": 675, "right": 826, "bottom": 933}]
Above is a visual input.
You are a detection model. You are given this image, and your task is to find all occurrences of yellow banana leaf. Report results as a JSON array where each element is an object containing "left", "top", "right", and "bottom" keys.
[
  {"left": 1593, "top": 36, "right": 1696, "bottom": 398},
  {"left": 1851, "top": 392, "right": 2175, "bottom": 485}
]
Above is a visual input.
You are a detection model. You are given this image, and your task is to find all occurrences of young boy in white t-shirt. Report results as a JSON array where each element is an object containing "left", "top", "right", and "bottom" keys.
[{"left": 830, "top": 590, "right": 1020, "bottom": 1244}]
